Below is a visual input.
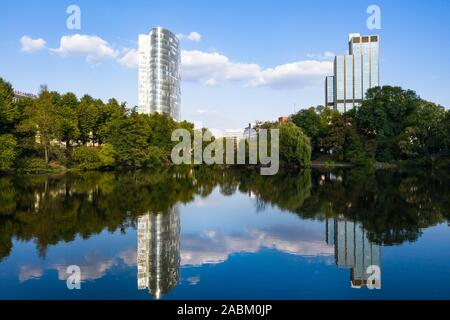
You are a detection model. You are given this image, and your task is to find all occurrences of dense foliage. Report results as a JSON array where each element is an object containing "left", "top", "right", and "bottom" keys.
[
  {"left": 0, "top": 77, "right": 195, "bottom": 172},
  {"left": 291, "top": 86, "right": 450, "bottom": 166},
  {"left": 2, "top": 77, "right": 448, "bottom": 173}
]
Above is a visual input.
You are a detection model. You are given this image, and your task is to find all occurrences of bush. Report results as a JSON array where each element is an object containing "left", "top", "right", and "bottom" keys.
[
  {"left": 147, "top": 146, "right": 169, "bottom": 168},
  {"left": 71, "top": 147, "right": 102, "bottom": 171},
  {"left": 71, "top": 145, "right": 118, "bottom": 170},
  {"left": 98, "top": 144, "right": 116, "bottom": 168},
  {"left": 16, "top": 157, "right": 50, "bottom": 173}
]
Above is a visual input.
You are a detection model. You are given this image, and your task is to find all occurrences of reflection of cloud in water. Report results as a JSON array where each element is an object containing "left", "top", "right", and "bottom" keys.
[
  {"left": 187, "top": 276, "right": 200, "bottom": 286},
  {"left": 18, "top": 248, "right": 137, "bottom": 283},
  {"left": 54, "top": 253, "right": 115, "bottom": 282},
  {"left": 181, "top": 224, "right": 334, "bottom": 266},
  {"left": 193, "top": 197, "right": 224, "bottom": 208},
  {"left": 19, "top": 265, "right": 44, "bottom": 283},
  {"left": 18, "top": 224, "right": 334, "bottom": 283},
  {"left": 118, "top": 247, "right": 137, "bottom": 267}
]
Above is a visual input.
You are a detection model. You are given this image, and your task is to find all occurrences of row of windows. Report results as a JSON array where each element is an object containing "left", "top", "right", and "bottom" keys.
[{"left": 333, "top": 41, "right": 379, "bottom": 104}]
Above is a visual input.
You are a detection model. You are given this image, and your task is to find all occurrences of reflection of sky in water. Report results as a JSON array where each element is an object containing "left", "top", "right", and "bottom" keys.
[{"left": 1, "top": 187, "right": 450, "bottom": 299}]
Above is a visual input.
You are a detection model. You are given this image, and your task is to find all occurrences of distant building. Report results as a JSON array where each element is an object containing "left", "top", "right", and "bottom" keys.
[
  {"left": 243, "top": 121, "right": 264, "bottom": 140},
  {"left": 326, "top": 217, "right": 382, "bottom": 289},
  {"left": 13, "top": 90, "right": 37, "bottom": 103},
  {"left": 137, "top": 206, "right": 180, "bottom": 299},
  {"left": 138, "top": 27, "right": 181, "bottom": 120},
  {"left": 278, "top": 116, "right": 289, "bottom": 124},
  {"left": 325, "top": 34, "right": 380, "bottom": 113}
]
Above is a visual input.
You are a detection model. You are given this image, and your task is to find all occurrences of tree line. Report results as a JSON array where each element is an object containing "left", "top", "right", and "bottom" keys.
[
  {"left": 291, "top": 86, "right": 450, "bottom": 167},
  {"left": 1, "top": 76, "right": 449, "bottom": 173},
  {"left": 0, "top": 77, "right": 195, "bottom": 172},
  {"left": 0, "top": 77, "right": 312, "bottom": 173}
]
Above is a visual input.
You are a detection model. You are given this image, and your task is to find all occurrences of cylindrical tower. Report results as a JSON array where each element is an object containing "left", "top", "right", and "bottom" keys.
[{"left": 138, "top": 27, "right": 181, "bottom": 121}]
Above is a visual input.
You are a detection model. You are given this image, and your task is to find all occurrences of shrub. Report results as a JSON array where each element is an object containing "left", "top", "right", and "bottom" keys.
[
  {"left": 147, "top": 146, "right": 169, "bottom": 168},
  {"left": 98, "top": 144, "right": 116, "bottom": 168},
  {"left": 16, "top": 157, "right": 50, "bottom": 173},
  {"left": 71, "top": 146, "right": 102, "bottom": 171}
]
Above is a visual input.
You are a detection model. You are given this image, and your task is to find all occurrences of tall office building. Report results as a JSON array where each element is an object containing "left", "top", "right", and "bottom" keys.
[
  {"left": 325, "top": 76, "right": 334, "bottom": 108},
  {"left": 325, "top": 34, "right": 380, "bottom": 113},
  {"left": 137, "top": 206, "right": 181, "bottom": 299},
  {"left": 138, "top": 27, "right": 181, "bottom": 120},
  {"left": 326, "top": 217, "right": 381, "bottom": 289}
]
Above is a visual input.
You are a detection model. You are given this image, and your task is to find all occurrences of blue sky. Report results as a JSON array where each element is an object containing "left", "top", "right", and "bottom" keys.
[{"left": 1, "top": 0, "right": 449, "bottom": 131}]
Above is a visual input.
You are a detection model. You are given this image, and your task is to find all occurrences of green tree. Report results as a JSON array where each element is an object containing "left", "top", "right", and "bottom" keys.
[
  {"left": 97, "top": 98, "right": 126, "bottom": 146},
  {"left": 18, "top": 87, "right": 58, "bottom": 163},
  {"left": 56, "top": 92, "right": 80, "bottom": 148},
  {"left": 355, "top": 86, "right": 422, "bottom": 162},
  {"left": 445, "top": 110, "right": 450, "bottom": 151},
  {"left": 408, "top": 102, "right": 446, "bottom": 156},
  {"left": 291, "top": 106, "right": 339, "bottom": 158},
  {"left": 277, "top": 122, "right": 311, "bottom": 167},
  {"left": 76, "top": 95, "right": 99, "bottom": 145},
  {"left": 0, "top": 134, "right": 17, "bottom": 171},
  {"left": 0, "top": 78, "right": 19, "bottom": 134},
  {"left": 98, "top": 143, "right": 116, "bottom": 168},
  {"left": 107, "top": 112, "right": 152, "bottom": 168},
  {"left": 321, "top": 113, "right": 372, "bottom": 165},
  {"left": 147, "top": 113, "right": 178, "bottom": 152}
]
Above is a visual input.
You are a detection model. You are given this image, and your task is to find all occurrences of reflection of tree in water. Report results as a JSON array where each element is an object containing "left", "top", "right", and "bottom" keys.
[
  {"left": 238, "top": 169, "right": 313, "bottom": 215},
  {"left": 0, "top": 166, "right": 449, "bottom": 262},
  {"left": 137, "top": 206, "right": 180, "bottom": 299},
  {"left": 304, "top": 168, "right": 450, "bottom": 245}
]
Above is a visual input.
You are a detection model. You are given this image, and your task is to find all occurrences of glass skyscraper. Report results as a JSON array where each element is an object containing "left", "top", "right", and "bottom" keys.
[
  {"left": 325, "top": 34, "right": 380, "bottom": 113},
  {"left": 325, "top": 76, "right": 334, "bottom": 107},
  {"left": 138, "top": 27, "right": 181, "bottom": 121}
]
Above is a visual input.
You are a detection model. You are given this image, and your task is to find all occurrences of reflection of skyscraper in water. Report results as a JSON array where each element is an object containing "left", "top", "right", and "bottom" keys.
[
  {"left": 326, "top": 217, "right": 381, "bottom": 289},
  {"left": 137, "top": 206, "right": 180, "bottom": 299}
]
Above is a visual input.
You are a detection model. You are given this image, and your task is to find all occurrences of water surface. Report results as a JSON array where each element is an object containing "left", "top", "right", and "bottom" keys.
[{"left": 0, "top": 168, "right": 449, "bottom": 299}]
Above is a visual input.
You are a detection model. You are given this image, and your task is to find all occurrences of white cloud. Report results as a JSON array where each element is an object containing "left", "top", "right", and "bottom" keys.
[
  {"left": 181, "top": 49, "right": 332, "bottom": 90},
  {"left": 187, "top": 32, "right": 202, "bottom": 42},
  {"left": 52, "top": 34, "right": 118, "bottom": 61},
  {"left": 22, "top": 32, "right": 332, "bottom": 91},
  {"left": 20, "top": 36, "right": 46, "bottom": 52},
  {"left": 250, "top": 60, "right": 333, "bottom": 89},
  {"left": 177, "top": 31, "right": 202, "bottom": 42},
  {"left": 306, "top": 51, "right": 335, "bottom": 61},
  {"left": 205, "top": 78, "right": 218, "bottom": 87},
  {"left": 118, "top": 49, "right": 139, "bottom": 69},
  {"left": 195, "top": 109, "right": 208, "bottom": 115}
]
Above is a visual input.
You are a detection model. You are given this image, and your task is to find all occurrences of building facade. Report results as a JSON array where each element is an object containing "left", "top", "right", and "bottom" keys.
[
  {"left": 325, "top": 76, "right": 334, "bottom": 107},
  {"left": 325, "top": 34, "right": 380, "bottom": 113},
  {"left": 13, "top": 91, "right": 37, "bottom": 103},
  {"left": 137, "top": 206, "right": 180, "bottom": 299},
  {"left": 138, "top": 27, "right": 181, "bottom": 121}
]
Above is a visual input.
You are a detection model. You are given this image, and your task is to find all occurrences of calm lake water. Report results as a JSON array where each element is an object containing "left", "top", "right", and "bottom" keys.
[{"left": 0, "top": 167, "right": 449, "bottom": 300}]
